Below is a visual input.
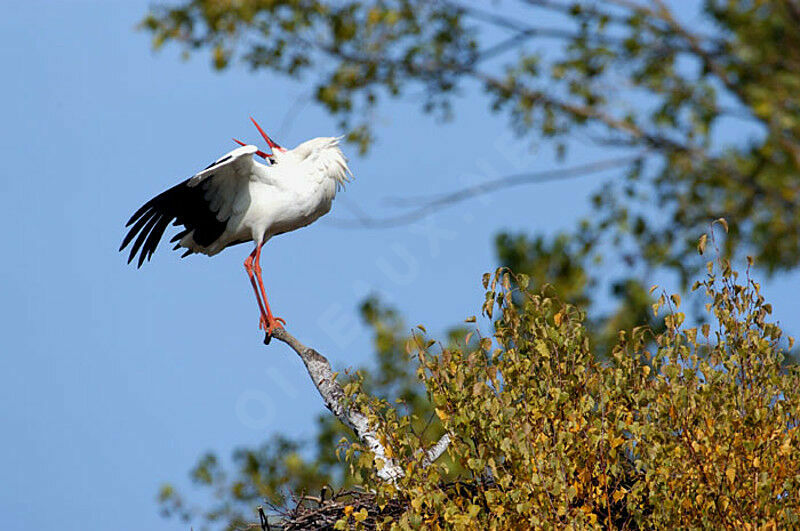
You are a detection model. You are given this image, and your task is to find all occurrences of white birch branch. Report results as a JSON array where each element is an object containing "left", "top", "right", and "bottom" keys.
[
  {"left": 422, "top": 433, "right": 451, "bottom": 467},
  {"left": 268, "top": 328, "right": 450, "bottom": 482}
]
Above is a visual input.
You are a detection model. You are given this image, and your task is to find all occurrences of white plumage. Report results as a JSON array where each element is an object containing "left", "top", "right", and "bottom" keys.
[
  {"left": 120, "top": 118, "right": 352, "bottom": 334},
  {"left": 182, "top": 137, "right": 350, "bottom": 256}
]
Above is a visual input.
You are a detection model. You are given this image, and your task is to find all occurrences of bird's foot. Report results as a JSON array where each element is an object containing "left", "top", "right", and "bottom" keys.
[
  {"left": 260, "top": 315, "right": 286, "bottom": 336},
  {"left": 261, "top": 316, "right": 286, "bottom": 345}
]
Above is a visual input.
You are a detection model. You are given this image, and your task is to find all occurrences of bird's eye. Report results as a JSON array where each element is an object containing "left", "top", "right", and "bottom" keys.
[{"left": 269, "top": 158, "right": 277, "bottom": 165}]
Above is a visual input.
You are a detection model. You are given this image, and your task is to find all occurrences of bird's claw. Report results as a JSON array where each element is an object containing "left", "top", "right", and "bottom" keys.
[
  {"left": 259, "top": 315, "right": 286, "bottom": 335},
  {"left": 261, "top": 315, "right": 286, "bottom": 345}
]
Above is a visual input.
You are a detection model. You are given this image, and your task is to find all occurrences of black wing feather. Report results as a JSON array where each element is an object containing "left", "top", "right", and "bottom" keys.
[
  {"left": 202, "top": 154, "right": 231, "bottom": 171},
  {"left": 169, "top": 228, "right": 191, "bottom": 244},
  {"left": 119, "top": 209, "right": 158, "bottom": 252},
  {"left": 143, "top": 216, "right": 172, "bottom": 262},
  {"left": 120, "top": 178, "right": 229, "bottom": 267},
  {"left": 128, "top": 214, "right": 160, "bottom": 265}
]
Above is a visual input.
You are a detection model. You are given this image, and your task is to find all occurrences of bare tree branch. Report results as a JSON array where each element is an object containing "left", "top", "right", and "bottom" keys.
[
  {"left": 422, "top": 433, "right": 452, "bottom": 467},
  {"left": 309, "top": 36, "right": 698, "bottom": 156},
  {"left": 650, "top": 0, "right": 753, "bottom": 117},
  {"left": 520, "top": 0, "right": 634, "bottom": 26},
  {"left": 448, "top": 0, "right": 629, "bottom": 59},
  {"left": 268, "top": 327, "right": 451, "bottom": 482},
  {"left": 473, "top": 71, "right": 696, "bottom": 154},
  {"left": 329, "top": 154, "right": 644, "bottom": 228},
  {"left": 268, "top": 327, "right": 403, "bottom": 481},
  {"left": 444, "top": 0, "right": 539, "bottom": 34}
]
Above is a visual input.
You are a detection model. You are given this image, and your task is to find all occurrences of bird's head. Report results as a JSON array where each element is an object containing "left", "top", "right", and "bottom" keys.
[
  {"left": 233, "top": 117, "right": 287, "bottom": 165},
  {"left": 234, "top": 118, "right": 352, "bottom": 188}
]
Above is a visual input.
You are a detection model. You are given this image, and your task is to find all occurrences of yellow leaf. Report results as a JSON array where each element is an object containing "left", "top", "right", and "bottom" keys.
[
  {"left": 726, "top": 467, "right": 736, "bottom": 484},
  {"left": 435, "top": 408, "right": 448, "bottom": 421},
  {"left": 697, "top": 234, "right": 707, "bottom": 254},
  {"left": 780, "top": 438, "right": 792, "bottom": 456},
  {"left": 344, "top": 505, "right": 354, "bottom": 516},
  {"left": 354, "top": 508, "right": 368, "bottom": 522},
  {"left": 554, "top": 311, "right": 563, "bottom": 326},
  {"left": 642, "top": 365, "right": 651, "bottom": 377},
  {"left": 612, "top": 489, "right": 626, "bottom": 503}
]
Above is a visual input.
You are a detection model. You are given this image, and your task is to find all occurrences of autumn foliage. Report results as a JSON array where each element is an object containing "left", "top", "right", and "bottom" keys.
[
  {"left": 336, "top": 244, "right": 800, "bottom": 529},
  {"left": 143, "top": 1, "right": 800, "bottom": 525}
]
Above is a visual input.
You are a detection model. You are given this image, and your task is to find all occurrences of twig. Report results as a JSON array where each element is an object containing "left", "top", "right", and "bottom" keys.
[
  {"left": 329, "top": 154, "right": 644, "bottom": 228},
  {"left": 258, "top": 505, "right": 270, "bottom": 531}
]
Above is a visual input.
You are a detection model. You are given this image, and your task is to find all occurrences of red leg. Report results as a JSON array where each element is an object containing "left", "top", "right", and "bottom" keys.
[
  {"left": 253, "top": 243, "right": 286, "bottom": 334},
  {"left": 244, "top": 247, "right": 269, "bottom": 330}
]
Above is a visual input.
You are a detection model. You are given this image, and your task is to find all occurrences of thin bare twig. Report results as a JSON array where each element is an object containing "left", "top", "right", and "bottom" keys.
[
  {"left": 450, "top": 0, "right": 628, "bottom": 63},
  {"left": 329, "top": 154, "right": 644, "bottom": 228}
]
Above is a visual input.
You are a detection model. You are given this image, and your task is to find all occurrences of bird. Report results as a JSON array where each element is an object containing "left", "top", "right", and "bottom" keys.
[{"left": 120, "top": 117, "right": 352, "bottom": 336}]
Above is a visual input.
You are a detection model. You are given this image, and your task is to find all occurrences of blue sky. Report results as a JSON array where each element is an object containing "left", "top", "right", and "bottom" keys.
[{"left": 1, "top": 2, "right": 799, "bottom": 530}]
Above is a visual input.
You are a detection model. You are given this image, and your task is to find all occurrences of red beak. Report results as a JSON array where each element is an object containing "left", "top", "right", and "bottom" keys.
[
  {"left": 250, "top": 116, "right": 284, "bottom": 152},
  {"left": 232, "top": 138, "right": 270, "bottom": 159}
]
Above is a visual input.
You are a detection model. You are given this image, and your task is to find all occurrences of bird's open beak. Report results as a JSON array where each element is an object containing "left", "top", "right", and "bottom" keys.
[
  {"left": 232, "top": 117, "right": 286, "bottom": 160},
  {"left": 232, "top": 138, "right": 270, "bottom": 159},
  {"left": 249, "top": 116, "right": 286, "bottom": 153}
]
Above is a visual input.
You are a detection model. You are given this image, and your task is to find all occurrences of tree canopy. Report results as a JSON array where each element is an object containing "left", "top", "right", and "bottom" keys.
[
  {"left": 143, "top": 0, "right": 800, "bottom": 528},
  {"left": 142, "top": 0, "right": 800, "bottom": 277},
  {"left": 159, "top": 240, "right": 800, "bottom": 529},
  {"left": 142, "top": 0, "right": 800, "bottom": 355}
]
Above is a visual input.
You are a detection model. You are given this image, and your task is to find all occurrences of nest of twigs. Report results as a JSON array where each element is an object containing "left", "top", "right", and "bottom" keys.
[
  {"left": 252, "top": 478, "right": 499, "bottom": 530},
  {"left": 253, "top": 488, "right": 406, "bottom": 530}
]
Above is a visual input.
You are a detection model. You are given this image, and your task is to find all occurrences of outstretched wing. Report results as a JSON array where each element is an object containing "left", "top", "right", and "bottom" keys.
[{"left": 120, "top": 144, "right": 262, "bottom": 267}]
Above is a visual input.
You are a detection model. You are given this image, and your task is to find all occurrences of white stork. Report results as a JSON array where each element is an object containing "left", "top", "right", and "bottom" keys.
[{"left": 120, "top": 118, "right": 352, "bottom": 335}]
